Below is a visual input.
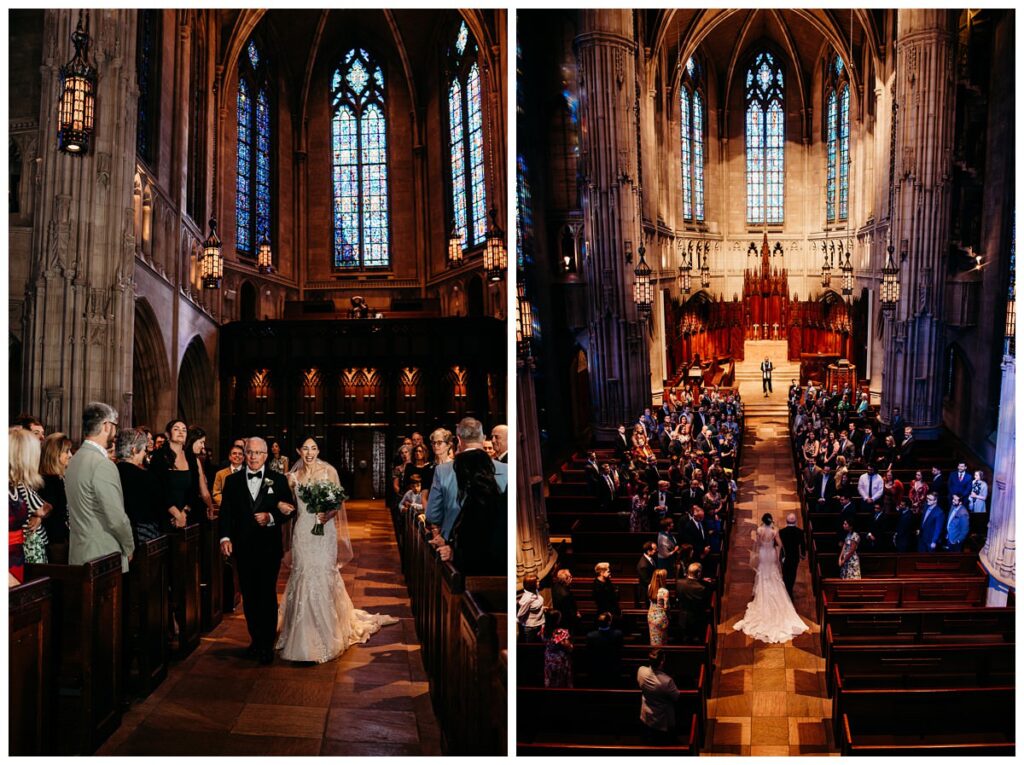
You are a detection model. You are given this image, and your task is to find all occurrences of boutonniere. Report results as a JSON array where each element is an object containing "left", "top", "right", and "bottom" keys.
[{"left": 264, "top": 477, "right": 274, "bottom": 495}]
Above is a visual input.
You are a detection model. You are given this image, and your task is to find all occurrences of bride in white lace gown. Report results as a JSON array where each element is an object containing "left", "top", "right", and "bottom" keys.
[
  {"left": 276, "top": 438, "right": 398, "bottom": 663},
  {"left": 733, "top": 513, "right": 809, "bottom": 644}
]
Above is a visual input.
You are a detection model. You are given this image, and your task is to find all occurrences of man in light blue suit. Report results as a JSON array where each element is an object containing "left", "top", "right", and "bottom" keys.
[
  {"left": 426, "top": 417, "right": 508, "bottom": 541},
  {"left": 917, "top": 493, "right": 945, "bottom": 553}
]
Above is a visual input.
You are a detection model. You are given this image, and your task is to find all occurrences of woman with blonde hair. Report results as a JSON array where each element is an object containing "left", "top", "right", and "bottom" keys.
[
  {"left": 9, "top": 427, "right": 51, "bottom": 576},
  {"left": 647, "top": 568, "right": 670, "bottom": 645},
  {"left": 39, "top": 432, "right": 73, "bottom": 555}
]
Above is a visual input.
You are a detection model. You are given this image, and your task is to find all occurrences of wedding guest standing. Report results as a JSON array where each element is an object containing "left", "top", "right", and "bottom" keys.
[
  {"left": 551, "top": 569, "right": 581, "bottom": 634},
  {"left": 592, "top": 562, "right": 621, "bottom": 617},
  {"left": 838, "top": 518, "right": 861, "bottom": 580},
  {"left": 10, "top": 427, "right": 51, "bottom": 571},
  {"left": 646, "top": 569, "right": 670, "bottom": 646},
  {"left": 212, "top": 444, "right": 246, "bottom": 509},
  {"left": 517, "top": 576, "right": 545, "bottom": 641},
  {"left": 268, "top": 440, "right": 289, "bottom": 474},
  {"left": 403, "top": 443, "right": 434, "bottom": 494},
  {"left": 430, "top": 428, "right": 455, "bottom": 465},
  {"left": 968, "top": 470, "right": 989, "bottom": 514},
  {"left": 38, "top": 432, "right": 73, "bottom": 555},
  {"left": 116, "top": 428, "right": 165, "bottom": 544},
  {"left": 542, "top": 610, "right": 573, "bottom": 688},
  {"left": 638, "top": 650, "right": 681, "bottom": 745},
  {"left": 149, "top": 420, "right": 193, "bottom": 531}
]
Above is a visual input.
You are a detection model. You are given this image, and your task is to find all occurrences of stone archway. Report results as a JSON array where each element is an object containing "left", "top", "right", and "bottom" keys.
[
  {"left": 239, "top": 280, "right": 257, "bottom": 321},
  {"left": 132, "top": 299, "right": 172, "bottom": 429},
  {"left": 178, "top": 336, "right": 216, "bottom": 435}
]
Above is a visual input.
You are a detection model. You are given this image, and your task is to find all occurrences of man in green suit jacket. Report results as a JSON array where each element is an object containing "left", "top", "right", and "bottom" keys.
[{"left": 67, "top": 402, "right": 135, "bottom": 573}]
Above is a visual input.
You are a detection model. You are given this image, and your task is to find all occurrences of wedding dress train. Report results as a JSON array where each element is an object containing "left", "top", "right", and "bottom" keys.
[
  {"left": 733, "top": 524, "right": 809, "bottom": 644},
  {"left": 276, "top": 488, "right": 398, "bottom": 663}
]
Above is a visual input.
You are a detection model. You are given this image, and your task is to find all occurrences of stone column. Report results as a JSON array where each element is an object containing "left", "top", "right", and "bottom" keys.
[
  {"left": 575, "top": 9, "right": 652, "bottom": 434},
  {"left": 880, "top": 10, "right": 956, "bottom": 435},
  {"left": 24, "top": 10, "right": 139, "bottom": 439},
  {"left": 516, "top": 359, "right": 555, "bottom": 588},
  {"left": 980, "top": 354, "right": 1014, "bottom": 605}
]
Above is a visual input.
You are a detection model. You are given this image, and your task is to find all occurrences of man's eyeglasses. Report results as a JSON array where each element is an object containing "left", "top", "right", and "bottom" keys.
[{"left": 245, "top": 449, "right": 267, "bottom": 456}]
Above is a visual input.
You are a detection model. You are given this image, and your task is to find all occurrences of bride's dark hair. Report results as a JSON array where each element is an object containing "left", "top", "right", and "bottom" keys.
[{"left": 762, "top": 513, "right": 773, "bottom": 526}]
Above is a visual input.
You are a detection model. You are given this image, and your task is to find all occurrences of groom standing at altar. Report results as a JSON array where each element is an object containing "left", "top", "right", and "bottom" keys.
[{"left": 219, "top": 437, "right": 295, "bottom": 664}]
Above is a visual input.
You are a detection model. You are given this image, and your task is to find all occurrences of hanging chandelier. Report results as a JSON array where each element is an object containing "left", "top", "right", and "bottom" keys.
[
  {"left": 201, "top": 218, "right": 223, "bottom": 289},
  {"left": 516, "top": 281, "right": 534, "bottom": 359},
  {"left": 840, "top": 240, "right": 854, "bottom": 296},
  {"left": 57, "top": 11, "right": 97, "bottom": 155},
  {"left": 821, "top": 241, "right": 833, "bottom": 288},
  {"left": 678, "top": 241, "right": 692, "bottom": 296},
  {"left": 699, "top": 240, "right": 711, "bottom": 289},
  {"left": 633, "top": 244, "right": 653, "bottom": 317},
  {"left": 483, "top": 206, "right": 506, "bottom": 282},
  {"left": 879, "top": 244, "right": 900, "bottom": 310},
  {"left": 447, "top": 225, "right": 463, "bottom": 269},
  {"left": 1005, "top": 246, "right": 1015, "bottom": 357},
  {"left": 257, "top": 233, "right": 273, "bottom": 274}
]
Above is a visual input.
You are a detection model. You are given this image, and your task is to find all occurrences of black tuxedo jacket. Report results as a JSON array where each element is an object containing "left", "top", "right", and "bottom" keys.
[
  {"left": 812, "top": 475, "right": 837, "bottom": 506},
  {"left": 596, "top": 475, "right": 617, "bottom": 507},
  {"left": 636, "top": 554, "right": 656, "bottom": 588},
  {"left": 679, "top": 515, "right": 709, "bottom": 557},
  {"left": 778, "top": 525, "right": 806, "bottom": 568},
  {"left": 674, "top": 577, "right": 711, "bottom": 635},
  {"left": 220, "top": 467, "right": 294, "bottom": 561}
]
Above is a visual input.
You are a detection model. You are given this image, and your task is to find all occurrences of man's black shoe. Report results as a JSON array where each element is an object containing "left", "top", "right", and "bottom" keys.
[
  {"left": 259, "top": 649, "right": 274, "bottom": 665},
  {"left": 244, "top": 643, "right": 259, "bottom": 658}
]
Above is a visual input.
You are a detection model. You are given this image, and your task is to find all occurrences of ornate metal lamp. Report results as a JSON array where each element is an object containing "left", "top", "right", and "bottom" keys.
[
  {"left": 447, "top": 225, "right": 463, "bottom": 269},
  {"left": 699, "top": 241, "right": 711, "bottom": 289},
  {"left": 257, "top": 233, "right": 273, "bottom": 274},
  {"left": 483, "top": 207, "right": 506, "bottom": 282},
  {"left": 57, "top": 11, "right": 97, "bottom": 155},
  {"left": 879, "top": 244, "right": 900, "bottom": 311},
  {"left": 516, "top": 281, "right": 534, "bottom": 359},
  {"left": 201, "top": 218, "right": 223, "bottom": 289},
  {"left": 1006, "top": 253, "right": 1016, "bottom": 357},
  {"left": 677, "top": 242, "right": 692, "bottom": 296},
  {"left": 821, "top": 241, "right": 833, "bottom": 288},
  {"left": 840, "top": 242, "right": 854, "bottom": 296},
  {"left": 633, "top": 244, "right": 653, "bottom": 317}
]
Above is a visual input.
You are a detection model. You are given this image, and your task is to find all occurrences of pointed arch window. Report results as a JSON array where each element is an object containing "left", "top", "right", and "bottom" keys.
[
  {"left": 825, "top": 54, "right": 850, "bottom": 223},
  {"left": 516, "top": 155, "right": 534, "bottom": 268},
  {"left": 236, "top": 38, "right": 272, "bottom": 258},
  {"left": 745, "top": 50, "right": 785, "bottom": 225},
  {"left": 332, "top": 48, "right": 390, "bottom": 269},
  {"left": 680, "top": 56, "right": 705, "bottom": 223},
  {"left": 446, "top": 21, "right": 488, "bottom": 252}
]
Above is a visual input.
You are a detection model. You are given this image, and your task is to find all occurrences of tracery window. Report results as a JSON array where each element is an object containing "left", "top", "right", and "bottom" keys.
[
  {"left": 745, "top": 50, "right": 785, "bottom": 225},
  {"left": 446, "top": 21, "right": 487, "bottom": 251},
  {"left": 332, "top": 48, "right": 389, "bottom": 269},
  {"left": 680, "top": 56, "right": 705, "bottom": 223},
  {"left": 516, "top": 155, "right": 533, "bottom": 268},
  {"left": 825, "top": 54, "right": 851, "bottom": 223},
  {"left": 236, "top": 38, "right": 271, "bottom": 257}
]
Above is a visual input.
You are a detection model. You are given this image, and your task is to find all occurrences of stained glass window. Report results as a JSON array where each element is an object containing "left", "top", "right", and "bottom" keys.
[
  {"left": 447, "top": 21, "right": 487, "bottom": 250},
  {"left": 332, "top": 48, "right": 389, "bottom": 269},
  {"left": 746, "top": 51, "right": 785, "bottom": 225},
  {"left": 825, "top": 55, "right": 850, "bottom": 223},
  {"left": 236, "top": 38, "right": 271, "bottom": 257},
  {"left": 516, "top": 155, "right": 533, "bottom": 268},
  {"left": 679, "top": 57, "right": 704, "bottom": 223},
  {"left": 136, "top": 10, "right": 160, "bottom": 164}
]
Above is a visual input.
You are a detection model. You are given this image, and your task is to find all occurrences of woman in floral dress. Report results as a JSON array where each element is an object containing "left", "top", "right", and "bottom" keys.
[
  {"left": 646, "top": 568, "right": 670, "bottom": 645},
  {"left": 542, "top": 610, "right": 573, "bottom": 688},
  {"left": 839, "top": 518, "right": 861, "bottom": 580}
]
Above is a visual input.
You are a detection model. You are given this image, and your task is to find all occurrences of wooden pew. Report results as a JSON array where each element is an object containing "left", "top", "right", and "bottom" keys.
[
  {"left": 814, "top": 552, "right": 981, "bottom": 581},
  {"left": 25, "top": 553, "right": 123, "bottom": 755},
  {"left": 198, "top": 517, "right": 223, "bottom": 632},
  {"left": 123, "top": 535, "right": 169, "bottom": 698},
  {"left": 835, "top": 686, "right": 1014, "bottom": 755},
  {"left": 828, "top": 642, "right": 1014, "bottom": 696},
  {"left": 819, "top": 575, "right": 987, "bottom": 622},
  {"left": 9, "top": 577, "right": 54, "bottom": 755},
  {"left": 517, "top": 686, "right": 704, "bottom": 753},
  {"left": 821, "top": 605, "right": 1015, "bottom": 659},
  {"left": 169, "top": 524, "right": 201, "bottom": 657},
  {"left": 518, "top": 717, "right": 699, "bottom": 756}
]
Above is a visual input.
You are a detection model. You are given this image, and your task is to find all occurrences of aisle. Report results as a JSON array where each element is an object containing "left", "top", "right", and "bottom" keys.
[
  {"left": 97, "top": 500, "right": 442, "bottom": 756},
  {"left": 705, "top": 415, "right": 836, "bottom": 756}
]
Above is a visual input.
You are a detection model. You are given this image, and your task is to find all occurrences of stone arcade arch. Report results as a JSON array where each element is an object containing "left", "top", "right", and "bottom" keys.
[
  {"left": 177, "top": 336, "right": 216, "bottom": 439},
  {"left": 131, "top": 299, "right": 172, "bottom": 430},
  {"left": 239, "top": 280, "right": 258, "bottom": 321}
]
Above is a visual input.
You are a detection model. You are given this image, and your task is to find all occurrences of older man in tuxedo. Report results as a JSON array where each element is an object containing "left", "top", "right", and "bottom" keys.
[
  {"left": 779, "top": 513, "right": 806, "bottom": 598},
  {"left": 219, "top": 437, "right": 295, "bottom": 663}
]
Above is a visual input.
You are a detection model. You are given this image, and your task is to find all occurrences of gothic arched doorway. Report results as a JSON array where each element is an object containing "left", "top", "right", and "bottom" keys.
[
  {"left": 178, "top": 336, "right": 216, "bottom": 438},
  {"left": 569, "top": 347, "right": 592, "bottom": 449},
  {"left": 239, "top": 280, "right": 257, "bottom": 321},
  {"left": 132, "top": 299, "right": 172, "bottom": 429}
]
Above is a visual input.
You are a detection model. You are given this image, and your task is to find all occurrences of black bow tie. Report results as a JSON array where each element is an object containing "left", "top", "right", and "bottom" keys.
[{"left": 247, "top": 472, "right": 263, "bottom": 481}]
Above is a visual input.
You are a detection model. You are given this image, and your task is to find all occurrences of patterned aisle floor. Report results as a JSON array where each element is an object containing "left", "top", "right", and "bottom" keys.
[
  {"left": 704, "top": 415, "right": 837, "bottom": 756},
  {"left": 97, "top": 500, "right": 442, "bottom": 756}
]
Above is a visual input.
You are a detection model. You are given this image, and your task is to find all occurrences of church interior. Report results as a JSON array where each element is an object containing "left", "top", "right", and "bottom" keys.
[
  {"left": 9, "top": 8, "right": 506, "bottom": 755},
  {"left": 515, "top": 8, "right": 1015, "bottom": 755}
]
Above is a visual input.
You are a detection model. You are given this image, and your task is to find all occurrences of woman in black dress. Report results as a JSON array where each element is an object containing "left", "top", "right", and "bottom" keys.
[
  {"left": 38, "top": 432, "right": 73, "bottom": 557},
  {"left": 402, "top": 443, "right": 434, "bottom": 494},
  {"left": 148, "top": 419, "right": 192, "bottom": 531},
  {"left": 115, "top": 428, "right": 164, "bottom": 544}
]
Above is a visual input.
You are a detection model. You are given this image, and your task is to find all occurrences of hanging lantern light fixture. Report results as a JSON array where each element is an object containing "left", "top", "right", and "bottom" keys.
[
  {"left": 257, "top": 233, "right": 273, "bottom": 274},
  {"left": 516, "top": 281, "right": 534, "bottom": 359},
  {"left": 633, "top": 244, "right": 653, "bottom": 317},
  {"left": 57, "top": 11, "right": 97, "bottom": 155},
  {"left": 821, "top": 241, "right": 833, "bottom": 288},
  {"left": 201, "top": 218, "right": 223, "bottom": 289},
  {"left": 840, "top": 241, "right": 854, "bottom": 296},
  {"left": 483, "top": 206, "right": 506, "bottom": 282},
  {"left": 447, "top": 225, "right": 463, "bottom": 269},
  {"left": 879, "top": 244, "right": 900, "bottom": 311},
  {"left": 677, "top": 241, "right": 692, "bottom": 296},
  {"left": 699, "top": 241, "right": 711, "bottom": 289}
]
